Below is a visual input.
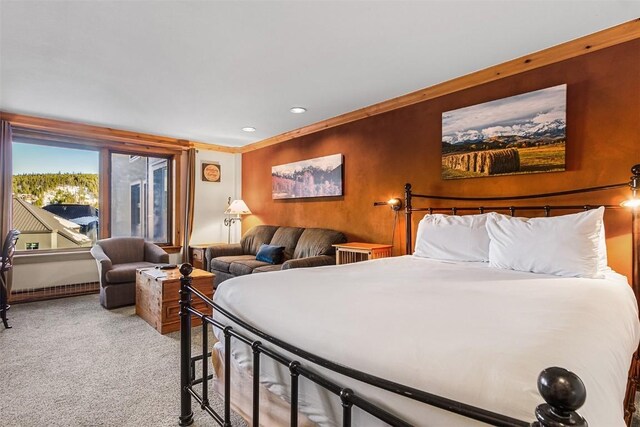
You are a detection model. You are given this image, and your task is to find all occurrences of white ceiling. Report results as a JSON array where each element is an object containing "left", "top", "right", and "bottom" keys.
[{"left": 1, "top": 1, "right": 638, "bottom": 147}]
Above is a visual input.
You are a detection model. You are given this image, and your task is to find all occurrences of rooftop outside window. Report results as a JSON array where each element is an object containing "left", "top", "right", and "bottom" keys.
[{"left": 12, "top": 142, "right": 100, "bottom": 251}]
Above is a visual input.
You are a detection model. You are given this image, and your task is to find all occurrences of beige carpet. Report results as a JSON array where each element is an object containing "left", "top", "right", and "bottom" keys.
[{"left": 0, "top": 294, "right": 246, "bottom": 427}]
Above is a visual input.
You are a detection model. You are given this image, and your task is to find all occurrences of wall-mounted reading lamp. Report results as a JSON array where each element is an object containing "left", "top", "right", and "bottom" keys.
[
  {"left": 621, "top": 164, "right": 640, "bottom": 208},
  {"left": 373, "top": 198, "right": 403, "bottom": 211}
]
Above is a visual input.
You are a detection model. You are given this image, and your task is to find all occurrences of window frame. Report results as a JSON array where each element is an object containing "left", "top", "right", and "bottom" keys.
[{"left": 7, "top": 122, "right": 186, "bottom": 257}]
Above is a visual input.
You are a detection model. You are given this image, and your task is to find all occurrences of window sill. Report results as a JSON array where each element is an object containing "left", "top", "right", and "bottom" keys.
[
  {"left": 14, "top": 249, "right": 94, "bottom": 265},
  {"left": 13, "top": 245, "right": 182, "bottom": 264},
  {"left": 160, "top": 245, "right": 183, "bottom": 254}
]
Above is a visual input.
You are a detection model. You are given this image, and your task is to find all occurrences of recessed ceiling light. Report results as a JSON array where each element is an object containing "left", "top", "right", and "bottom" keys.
[
  {"left": 290, "top": 107, "right": 307, "bottom": 114},
  {"left": 242, "top": 127, "right": 256, "bottom": 132}
]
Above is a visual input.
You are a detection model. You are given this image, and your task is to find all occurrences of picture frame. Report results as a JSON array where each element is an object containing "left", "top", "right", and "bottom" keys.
[
  {"left": 272, "top": 154, "right": 343, "bottom": 199},
  {"left": 201, "top": 162, "right": 221, "bottom": 182},
  {"left": 441, "top": 84, "right": 566, "bottom": 180}
]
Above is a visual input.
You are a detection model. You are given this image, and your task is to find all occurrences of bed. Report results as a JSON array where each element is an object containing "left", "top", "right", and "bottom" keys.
[{"left": 178, "top": 164, "right": 640, "bottom": 427}]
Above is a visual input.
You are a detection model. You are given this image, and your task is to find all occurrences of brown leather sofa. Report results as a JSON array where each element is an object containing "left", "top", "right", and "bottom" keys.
[{"left": 205, "top": 225, "right": 347, "bottom": 287}]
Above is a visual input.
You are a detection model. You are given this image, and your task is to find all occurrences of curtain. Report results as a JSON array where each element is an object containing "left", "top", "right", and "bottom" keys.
[
  {"left": 0, "top": 121, "right": 13, "bottom": 298},
  {"left": 182, "top": 148, "right": 196, "bottom": 263}
]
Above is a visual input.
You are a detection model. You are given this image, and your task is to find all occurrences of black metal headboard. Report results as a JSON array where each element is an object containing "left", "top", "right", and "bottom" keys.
[{"left": 403, "top": 181, "right": 628, "bottom": 255}]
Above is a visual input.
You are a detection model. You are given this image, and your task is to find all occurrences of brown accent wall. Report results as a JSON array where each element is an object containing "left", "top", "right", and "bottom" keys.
[{"left": 243, "top": 40, "right": 640, "bottom": 280}]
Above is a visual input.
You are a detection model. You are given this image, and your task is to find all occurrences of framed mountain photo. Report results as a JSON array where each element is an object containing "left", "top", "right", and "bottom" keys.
[
  {"left": 271, "top": 154, "right": 343, "bottom": 199},
  {"left": 441, "top": 84, "right": 566, "bottom": 180}
]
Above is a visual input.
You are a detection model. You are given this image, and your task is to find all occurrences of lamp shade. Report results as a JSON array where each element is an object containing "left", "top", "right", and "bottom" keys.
[{"left": 225, "top": 199, "right": 252, "bottom": 215}]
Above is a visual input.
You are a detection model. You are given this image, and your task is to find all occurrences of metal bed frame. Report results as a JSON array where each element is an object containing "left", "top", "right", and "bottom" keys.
[{"left": 179, "top": 165, "right": 640, "bottom": 427}]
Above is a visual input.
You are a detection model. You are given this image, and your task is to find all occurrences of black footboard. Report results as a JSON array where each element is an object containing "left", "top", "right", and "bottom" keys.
[{"left": 178, "top": 263, "right": 587, "bottom": 427}]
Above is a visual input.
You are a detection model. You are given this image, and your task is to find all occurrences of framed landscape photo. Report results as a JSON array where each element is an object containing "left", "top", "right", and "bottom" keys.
[
  {"left": 441, "top": 84, "right": 566, "bottom": 180},
  {"left": 201, "top": 162, "right": 221, "bottom": 182},
  {"left": 272, "top": 154, "right": 343, "bottom": 199}
]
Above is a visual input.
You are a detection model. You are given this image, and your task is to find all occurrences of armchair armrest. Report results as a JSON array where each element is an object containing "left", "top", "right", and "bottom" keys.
[
  {"left": 144, "top": 242, "right": 169, "bottom": 263},
  {"left": 205, "top": 244, "right": 243, "bottom": 271},
  {"left": 90, "top": 245, "right": 113, "bottom": 286},
  {"left": 282, "top": 255, "right": 335, "bottom": 270}
]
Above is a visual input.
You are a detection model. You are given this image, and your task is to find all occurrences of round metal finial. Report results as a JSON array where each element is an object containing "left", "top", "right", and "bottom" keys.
[
  {"left": 534, "top": 367, "right": 587, "bottom": 426},
  {"left": 631, "top": 164, "right": 640, "bottom": 176},
  {"left": 179, "top": 263, "right": 193, "bottom": 277}
]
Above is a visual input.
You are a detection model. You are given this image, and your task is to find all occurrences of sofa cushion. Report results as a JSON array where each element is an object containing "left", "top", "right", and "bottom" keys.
[
  {"left": 98, "top": 237, "right": 145, "bottom": 265},
  {"left": 106, "top": 261, "right": 155, "bottom": 284},
  {"left": 252, "top": 264, "right": 284, "bottom": 273},
  {"left": 229, "top": 259, "right": 271, "bottom": 276},
  {"left": 256, "top": 244, "right": 286, "bottom": 264},
  {"left": 211, "top": 255, "right": 256, "bottom": 274},
  {"left": 269, "top": 227, "right": 304, "bottom": 260},
  {"left": 293, "top": 228, "right": 347, "bottom": 259},
  {"left": 241, "top": 225, "right": 279, "bottom": 255}
]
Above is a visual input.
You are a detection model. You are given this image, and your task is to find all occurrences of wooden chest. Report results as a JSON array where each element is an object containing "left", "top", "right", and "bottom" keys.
[{"left": 135, "top": 267, "right": 214, "bottom": 334}]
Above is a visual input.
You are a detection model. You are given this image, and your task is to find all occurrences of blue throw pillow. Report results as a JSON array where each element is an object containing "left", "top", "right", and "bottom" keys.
[{"left": 256, "top": 244, "right": 285, "bottom": 265}]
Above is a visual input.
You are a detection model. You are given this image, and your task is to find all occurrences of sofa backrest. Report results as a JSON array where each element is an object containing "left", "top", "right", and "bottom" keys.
[
  {"left": 293, "top": 228, "right": 347, "bottom": 259},
  {"left": 241, "top": 225, "right": 278, "bottom": 255},
  {"left": 97, "top": 237, "right": 145, "bottom": 265},
  {"left": 269, "top": 226, "right": 304, "bottom": 261}
]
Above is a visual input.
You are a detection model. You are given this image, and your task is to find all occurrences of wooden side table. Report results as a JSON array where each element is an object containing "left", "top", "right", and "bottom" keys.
[
  {"left": 189, "top": 243, "right": 222, "bottom": 270},
  {"left": 332, "top": 242, "right": 393, "bottom": 265},
  {"left": 136, "top": 267, "right": 214, "bottom": 334}
]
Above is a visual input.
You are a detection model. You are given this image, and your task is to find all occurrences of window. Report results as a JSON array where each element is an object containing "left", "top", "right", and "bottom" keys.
[
  {"left": 8, "top": 121, "right": 180, "bottom": 253},
  {"left": 130, "top": 182, "right": 142, "bottom": 236},
  {"left": 110, "top": 153, "right": 171, "bottom": 244},
  {"left": 12, "top": 141, "right": 100, "bottom": 251},
  {"left": 11, "top": 139, "right": 175, "bottom": 251}
]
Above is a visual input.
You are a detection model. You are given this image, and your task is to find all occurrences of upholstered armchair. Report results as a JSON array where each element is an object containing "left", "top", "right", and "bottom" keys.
[{"left": 90, "top": 237, "right": 169, "bottom": 309}]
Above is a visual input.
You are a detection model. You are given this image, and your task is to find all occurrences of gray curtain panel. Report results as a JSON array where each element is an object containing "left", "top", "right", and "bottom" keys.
[{"left": 0, "top": 121, "right": 13, "bottom": 297}]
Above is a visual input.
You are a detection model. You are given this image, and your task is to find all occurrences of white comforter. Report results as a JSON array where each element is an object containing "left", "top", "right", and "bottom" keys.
[{"left": 212, "top": 256, "right": 640, "bottom": 426}]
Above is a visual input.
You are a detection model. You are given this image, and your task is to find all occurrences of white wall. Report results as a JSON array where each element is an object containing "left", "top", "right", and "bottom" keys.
[
  {"left": 190, "top": 150, "right": 243, "bottom": 245},
  {"left": 11, "top": 149, "right": 241, "bottom": 292},
  {"left": 12, "top": 257, "right": 98, "bottom": 292}
]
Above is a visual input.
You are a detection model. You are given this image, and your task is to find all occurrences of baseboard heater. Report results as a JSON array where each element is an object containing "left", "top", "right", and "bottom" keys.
[{"left": 10, "top": 281, "right": 99, "bottom": 304}]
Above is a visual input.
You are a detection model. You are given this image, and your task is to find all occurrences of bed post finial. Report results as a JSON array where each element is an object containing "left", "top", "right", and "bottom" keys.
[
  {"left": 532, "top": 367, "right": 587, "bottom": 427},
  {"left": 405, "top": 183, "right": 413, "bottom": 255},
  {"left": 179, "top": 263, "right": 194, "bottom": 426}
]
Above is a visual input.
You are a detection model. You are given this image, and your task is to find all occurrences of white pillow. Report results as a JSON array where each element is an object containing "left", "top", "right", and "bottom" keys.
[
  {"left": 414, "top": 214, "right": 490, "bottom": 262},
  {"left": 485, "top": 207, "right": 606, "bottom": 278},
  {"left": 597, "top": 221, "right": 609, "bottom": 274}
]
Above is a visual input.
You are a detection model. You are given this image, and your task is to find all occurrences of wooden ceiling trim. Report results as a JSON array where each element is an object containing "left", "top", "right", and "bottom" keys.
[
  {"left": 240, "top": 18, "right": 640, "bottom": 154},
  {"left": 190, "top": 140, "right": 239, "bottom": 154},
  {"left": 0, "top": 112, "right": 240, "bottom": 154}
]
